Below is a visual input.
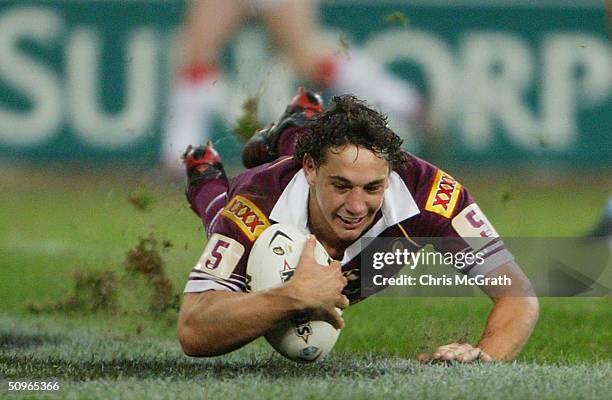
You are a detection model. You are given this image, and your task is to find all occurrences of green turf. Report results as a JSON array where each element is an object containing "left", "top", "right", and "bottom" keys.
[
  {"left": 1, "top": 316, "right": 611, "bottom": 399},
  {"left": 0, "top": 168, "right": 610, "bottom": 398}
]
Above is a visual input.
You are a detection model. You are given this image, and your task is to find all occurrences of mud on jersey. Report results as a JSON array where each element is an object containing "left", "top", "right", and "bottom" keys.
[{"left": 184, "top": 154, "right": 513, "bottom": 303}]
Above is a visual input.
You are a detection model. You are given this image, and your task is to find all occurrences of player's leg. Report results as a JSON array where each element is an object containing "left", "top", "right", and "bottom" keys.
[
  {"left": 163, "top": 0, "right": 246, "bottom": 176},
  {"left": 242, "top": 87, "right": 323, "bottom": 168},
  {"left": 262, "top": 0, "right": 425, "bottom": 148},
  {"left": 183, "top": 142, "right": 229, "bottom": 236},
  {"left": 260, "top": 0, "right": 331, "bottom": 79},
  {"left": 182, "top": 0, "right": 245, "bottom": 66}
]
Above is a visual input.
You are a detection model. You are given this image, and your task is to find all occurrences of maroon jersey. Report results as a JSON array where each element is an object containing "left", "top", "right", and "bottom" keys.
[{"left": 185, "top": 155, "right": 513, "bottom": 303}]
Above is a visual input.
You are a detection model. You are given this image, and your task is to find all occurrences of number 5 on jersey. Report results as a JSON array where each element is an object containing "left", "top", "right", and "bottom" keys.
[{"left": 194, "top": 233, "right": 245, "bottom": 280}]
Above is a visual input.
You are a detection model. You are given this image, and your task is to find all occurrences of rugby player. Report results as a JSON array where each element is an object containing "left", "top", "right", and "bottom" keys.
[{"left": 177, "top": 89, "right": 539, "bottom": 362}]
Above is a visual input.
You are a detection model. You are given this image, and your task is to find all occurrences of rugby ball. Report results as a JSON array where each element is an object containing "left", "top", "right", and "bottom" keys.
[{"left": 247, "top": 223, "right": 342, "bottom": 362}]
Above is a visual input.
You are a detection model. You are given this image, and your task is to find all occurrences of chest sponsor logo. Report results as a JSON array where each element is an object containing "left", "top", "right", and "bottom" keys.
[
  {"left": 425, "top": 169, "right": 462, "bottom": 218},
  {"left": 222, "top": 195, "right": 271, "bottom": 241}
]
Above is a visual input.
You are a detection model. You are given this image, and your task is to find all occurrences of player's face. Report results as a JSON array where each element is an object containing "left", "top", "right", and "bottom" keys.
[{"left": 304, "top": 145, "right": 390, "bottom": 247}]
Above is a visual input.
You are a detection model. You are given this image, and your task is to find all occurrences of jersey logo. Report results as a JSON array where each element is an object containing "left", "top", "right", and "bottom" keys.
[
  {"left": 293, "top": 313, "right": 313, "bottom": 344},
  {"left": 222, "top": 195, "right": 271, "bottom": 241},
  {"left": 280, "top": 259, "right": 295, "bottom": 283},
  {"left": 194, "top": 233, "right": 245, "bottom": 280},
  {"left": 425, "top": 169, "right": 462, "bottom": 218}
]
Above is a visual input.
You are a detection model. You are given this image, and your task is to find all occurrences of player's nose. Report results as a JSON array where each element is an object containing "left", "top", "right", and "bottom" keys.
[{"left": 344, "top": 189, "right": 368, "bottom": 216}]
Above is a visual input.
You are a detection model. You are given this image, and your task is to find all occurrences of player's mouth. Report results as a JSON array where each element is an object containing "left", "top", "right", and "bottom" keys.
[{"left": 337, "top": 214, "right": 366, "bottom": 229}]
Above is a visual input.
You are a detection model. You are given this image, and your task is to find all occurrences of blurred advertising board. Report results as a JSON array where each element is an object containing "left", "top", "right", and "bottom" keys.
[{"left": 0, "top": 0, "right": 610, "bottom": 165}]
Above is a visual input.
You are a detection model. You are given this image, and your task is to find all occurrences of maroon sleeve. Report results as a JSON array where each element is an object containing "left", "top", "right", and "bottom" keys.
[
  {"left": 184, "top": 194, "right": 271, "bottom": 293},
  {"left": 407, "top": 166, "right": 514, "bottom": 277}
]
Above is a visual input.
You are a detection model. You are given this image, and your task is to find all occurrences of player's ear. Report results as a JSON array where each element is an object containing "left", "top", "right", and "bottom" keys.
[{"left": 303, "top": 155, "right": 317, "bottom": 185}]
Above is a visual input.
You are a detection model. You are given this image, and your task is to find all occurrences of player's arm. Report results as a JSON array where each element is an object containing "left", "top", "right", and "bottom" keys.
[
  {"left": 416, "top": 172, "right": 538, "bottom": 363},
  {"left": 177, "top": 236, "right": 348, "bottom": 357},
  {"left": 474, "top": 260, "right": 539, "bottom": 361},
  {"left": 421, "top": 261, "right": 539, "bottom": 363},
  {"left": 178, "top": 289, "right": 299, "bottom": 357}
]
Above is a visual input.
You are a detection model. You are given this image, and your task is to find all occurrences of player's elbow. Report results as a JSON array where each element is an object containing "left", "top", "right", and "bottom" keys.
[
  {"left": 177, "top": 321, "right": 225, "bottom": 357},
  {"left": 177, "top": 323, "right": 201, "bottom": 356},
  {"left": 177, "top": 298, "right": 227, "bottom": 357}
]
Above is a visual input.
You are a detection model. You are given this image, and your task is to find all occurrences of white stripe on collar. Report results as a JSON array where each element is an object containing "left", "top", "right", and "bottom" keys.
[{"left": 269, "top": 169, "right": 420, "bottom": 263}]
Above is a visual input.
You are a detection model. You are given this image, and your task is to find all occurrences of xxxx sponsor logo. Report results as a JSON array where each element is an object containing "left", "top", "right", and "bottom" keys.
[
  {"left": 222, "top": 195, "right": 270, "bottom": 241},
  {"left": 425, "top": 169, "right": 462, "bottom": 218}
]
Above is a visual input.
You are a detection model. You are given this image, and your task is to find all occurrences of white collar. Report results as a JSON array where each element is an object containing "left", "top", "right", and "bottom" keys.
[{"left": 269, "top": 169, "right": 420, "bottom": 263}]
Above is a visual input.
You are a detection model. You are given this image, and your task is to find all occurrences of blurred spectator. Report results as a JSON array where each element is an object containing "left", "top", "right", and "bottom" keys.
[{"left": 163, "top": 0, "right": 425, "bottom": 174}]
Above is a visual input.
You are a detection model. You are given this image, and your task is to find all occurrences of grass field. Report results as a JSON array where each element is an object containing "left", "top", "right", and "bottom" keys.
[{"left": 1, "top": 167, "right": 611, "bottom": 399}]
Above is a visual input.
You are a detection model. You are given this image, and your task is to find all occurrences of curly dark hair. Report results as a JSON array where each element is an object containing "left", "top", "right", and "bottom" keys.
[{"left": 293, "top": 95, "right": 407, "bottom": 170}]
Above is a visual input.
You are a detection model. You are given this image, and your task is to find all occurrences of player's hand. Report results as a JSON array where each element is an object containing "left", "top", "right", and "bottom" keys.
[
  {"left": 417, "top": 342, "right": 494, "bottom": 363},
  {"left": 284, "top": 235, "right": 348, "bottom": 329}
]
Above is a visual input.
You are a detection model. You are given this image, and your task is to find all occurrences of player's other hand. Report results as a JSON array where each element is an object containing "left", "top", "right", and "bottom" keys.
[
  {"left": 417, "top": 342, "right": 494, "bottom": 363},
  {"left": 284, "top": 235, "right": 348, "bottom": 330}
]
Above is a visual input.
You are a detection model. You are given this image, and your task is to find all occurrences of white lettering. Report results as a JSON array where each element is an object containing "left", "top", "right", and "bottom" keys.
[
  {"left": 455, "top": 274, "right": 512, "bottom": 286},
  {"left": 0, "top": 7, "right": 63, "bottom": 146},
  {"left": 67, "top": 28, "right": 158, "bottom": 148},
  {"left": 460, "top": 32, "right": 537, "bottom": 149},
  {"left": 365, "top": 29, "right": 456, "bottom": 132},
  {"left": 541, "top": 33, "right": 612, "bottom": 149}
]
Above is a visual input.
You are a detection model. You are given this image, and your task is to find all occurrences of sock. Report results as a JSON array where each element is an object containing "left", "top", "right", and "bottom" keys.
[
  {"left": 314, "top": 51, "right": 425, "bottom": 150},
  {"left": 316, "top": 51, "right": 423, "bottom": 119},
  {"left": 163, "top": 64, "right": 225, "bottom": 174}
]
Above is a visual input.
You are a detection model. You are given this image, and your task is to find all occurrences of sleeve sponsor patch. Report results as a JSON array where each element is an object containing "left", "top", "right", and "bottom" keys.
[
  {"left": 194, "top": 233, "right": 245, "bottom": 280},
  {"left": 451, "top": 203, "right": 499, "bottom": 251},
  {"left": 221, "top": 195, "right": 271, "bottom": 242},
  {"left": 425, "top": 169, "right": 462, "bottom": 218}
]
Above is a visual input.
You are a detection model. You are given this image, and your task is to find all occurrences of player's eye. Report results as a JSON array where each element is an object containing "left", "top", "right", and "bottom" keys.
[
  {"left": 364, "top": 185, "right": 383, "bottom": 193},
  {"left": 332, "top": 183, "right": 351, "bottom": 191}
]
